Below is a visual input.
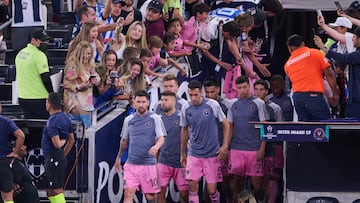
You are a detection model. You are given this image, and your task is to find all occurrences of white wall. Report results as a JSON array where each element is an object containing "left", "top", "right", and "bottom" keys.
[{"left": 281, "top": 0, "right": 353, "bottom": 10}]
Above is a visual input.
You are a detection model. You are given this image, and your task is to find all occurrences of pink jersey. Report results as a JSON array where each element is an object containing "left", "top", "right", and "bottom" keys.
[{"left": 149, "top": 53, "right": 161, "bottom": 70}]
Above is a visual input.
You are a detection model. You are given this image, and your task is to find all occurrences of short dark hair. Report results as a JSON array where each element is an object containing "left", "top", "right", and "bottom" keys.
[
  {"left": 123, "top": 47, "right": 141, "bottom": 60},
  {"left": 140, "top": 48, "right": 152, "bottom": 58},
  {"left": 163, "top": 32, "right": 176, "bottom": 45},
  {"left": 345, "top": 7, "right": 360, "bottom": 19},
  {"left": 235, "top": 76, "right": 249, "bottom": 85},
  {"left": 166, "top": 18, "right": 181, "bottom": 31},
  {"left": 260, "top": 0, "right": 283, "bottom": 15},
  {"left": 48, "top": 92, "right": 63, "bottom": 110},
  {"left": 130, "top": 58, "right": 144, "bottom": 70},
  {"left": 148, "top": 35, "right": 163, "bottom": 48},
  {"left": 222, "top": 21, "right": 241, "bottom": 37},
  {"left": 192, "top": 2, "right": 211, "bottom": 16},
  {"left": 254, "top": 79, "right": 269, "bottom": 89},
  {"left": 333, "top": 60, "right": 346, "bottom": 71},
  {"left": 270, "top": 74, "right": 285, "bottom": 83},
  {"left": 188, "top": 80, "right": 202, "bottom": 90},
  {"left": 287, "top": 34, "right": 304, "bottom": 47},
  {"left": 134, "top": 90, "right": 150, "bottom": 100},
  {"left": 161, "top": 90, "right": 176, "bottom": 98},
  {"left": 204, "top": 77, "right": 219, "bottom": 87},
  {"left": 78, "top": 6, "right": 92, "bottom": 20},
  {"left": 353, "top": 26, "right": 360, "bottom": 37}
]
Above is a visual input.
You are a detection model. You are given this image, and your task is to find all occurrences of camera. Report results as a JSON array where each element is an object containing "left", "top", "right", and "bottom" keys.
[
  {"left": 110, "top": 71, "right": 118, "bottom": 85},
  {"left": 334, "top": 1, "right": 343, "bottom": 11}
]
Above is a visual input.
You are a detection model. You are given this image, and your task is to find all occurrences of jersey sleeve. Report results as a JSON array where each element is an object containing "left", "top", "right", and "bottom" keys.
[
  {"left": 270, "top": 102, "right": 284, "bottom": 122},
  {"left": 120, "top": 116, "right": 130, "bottom": 140},
  {"left": 226, "top": 99, "right": 236, "bottom": 123},
  {"left": 255, "top": 99, "right": 269, "bottom": 122},
  {"left": 313, "top": 49, "right": 330, "bottom": 71},
  {"left": 35, "top": 52, "right": 49, "bottom": 75},
  {"left": 209, "top": 99, "right": 225, "bottom": 122},
  {"left": 180, "top": 104, "right": 189, "bottom": 127},
  {"left": 153, "top": 114, "right": 167, "bottom": 139},
  {"left": 6, "top": 118, "right": 20, "bottom": 134}
]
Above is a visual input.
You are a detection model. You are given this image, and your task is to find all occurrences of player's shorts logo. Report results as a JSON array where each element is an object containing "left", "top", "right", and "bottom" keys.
[{"left": 313, "top": 128, "right": 325, "bottom": 141}]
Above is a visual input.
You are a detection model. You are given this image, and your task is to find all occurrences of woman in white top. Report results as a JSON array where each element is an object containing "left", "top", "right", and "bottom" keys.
[
  {"left": 110, "top": 21, "right": 147, "bottom": 59},
  {"left": 67, "top": 22, "right": 105, "bottom": 61}
]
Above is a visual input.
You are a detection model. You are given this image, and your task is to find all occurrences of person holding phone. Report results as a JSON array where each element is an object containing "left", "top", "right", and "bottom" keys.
[
  {"left": 316, "top": 7, "right": 355, "bottom": 54},
  {"left": 325, "top": 27, "right": 360, "bottom": 118},
  {"left": 63, "top": 41, "right": 100, "bottom": 128}
]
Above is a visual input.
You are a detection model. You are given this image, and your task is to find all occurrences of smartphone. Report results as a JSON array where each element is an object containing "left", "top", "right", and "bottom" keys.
[
  {"left": 110, "top": 71, "right": 118, "bottom": 85},
  {"left": 116, "top": 17, "right": 124, "bottom": 24},
  {"left": 89, "top": 75, "right": 97, "bottom": 80},
  {"left": 316, "top": 9, "right": 323, "bottom": 18},
  {"left": 334, "top": 1, "right": 343, "bottom": 10},
  {"left": 312, "top": 28, "right": 317, "bottom": 36}
]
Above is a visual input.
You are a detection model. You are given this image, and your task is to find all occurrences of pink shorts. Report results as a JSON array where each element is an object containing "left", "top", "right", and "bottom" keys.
[
  {"left": 220, "top": 160, "right": 229, "bottom": 176},
  {"left": 157, "top": 163, "right": 189, "bottom": 191},
  {"left": 263, "top": 157, "right": 275, "bottom": 175},
  {"left": 123, "top": 163, "right": 160, "bottom": 194},
  {"left": 273, "top": 145, "right": 284, "bottom": 169},
  {"left": 185, "top": 156, "right": 222, "bottom": 183},
  {"left": 228, "top": 149, "right": 263, "bottom": 177}
]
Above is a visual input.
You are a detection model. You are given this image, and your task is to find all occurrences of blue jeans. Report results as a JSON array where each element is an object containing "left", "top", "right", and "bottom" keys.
[
  {"left": 293, "top": 92, "right": 330, "bottom": 121},
  {"left": 69, "top": 113, "right": 91, "bottom": 129}
]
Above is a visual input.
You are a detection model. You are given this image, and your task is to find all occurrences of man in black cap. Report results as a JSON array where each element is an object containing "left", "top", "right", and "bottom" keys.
[
  {"left": 326, "top": 27, "right": 360, "bottom": 118},
  {"left": 284, "top": 34, "right": 338, "bottom": 121},
  {"left": 15, "top": 29, "right": 53, "bottom": 119},
  {"left": 145, "top": 0, "right": 165, "bottom": 40}
]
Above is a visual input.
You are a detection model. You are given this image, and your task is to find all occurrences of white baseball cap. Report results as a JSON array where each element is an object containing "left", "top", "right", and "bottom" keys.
[{"left": 329, "top": 17, "right": 353, "bottom": 29}]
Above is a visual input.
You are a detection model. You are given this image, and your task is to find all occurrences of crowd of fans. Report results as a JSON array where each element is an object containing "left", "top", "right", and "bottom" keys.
[{"left": 4, "top": 0, "right": 360, "bottom": 202}]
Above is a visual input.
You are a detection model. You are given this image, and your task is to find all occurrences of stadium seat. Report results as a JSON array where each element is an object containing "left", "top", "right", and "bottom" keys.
[
  {"left": 59, "top": 12, "right": 76, "bottom": 25},
  {"left": 307, "top": 197, "right": 340, "bottom": 203}
]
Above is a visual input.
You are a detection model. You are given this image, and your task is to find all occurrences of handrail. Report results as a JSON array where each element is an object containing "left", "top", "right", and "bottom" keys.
[{"left": 0, "top": 19, "right": 12, "bottom": 31}]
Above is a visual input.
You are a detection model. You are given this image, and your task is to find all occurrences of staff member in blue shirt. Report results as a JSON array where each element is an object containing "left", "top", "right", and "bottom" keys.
[{"left": 41, "top": 93, "right": 75, "bottom": 203}]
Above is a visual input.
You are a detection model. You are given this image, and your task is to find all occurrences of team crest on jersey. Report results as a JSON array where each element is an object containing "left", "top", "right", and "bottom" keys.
[
  {"left": 25, "top": 148, "right": 45, "bottom": 179},
  {"left": 203, "top": 109, "right": 210, "bottom": 116},
  {"left": 174, "top": 120, "right": 180, "bottom": 126},
  {"left": 248, "top": 103, "right": 256, "bottom": 111},
  {"left": 145, "top": 121, "right": 152, "bottom": 128}
]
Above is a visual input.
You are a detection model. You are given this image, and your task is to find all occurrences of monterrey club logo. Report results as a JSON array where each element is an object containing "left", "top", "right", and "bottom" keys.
[{"left": 25, "top": 148, "right": 45, "bottom": 180}]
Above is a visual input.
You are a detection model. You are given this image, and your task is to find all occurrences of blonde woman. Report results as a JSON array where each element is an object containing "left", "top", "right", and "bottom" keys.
[
  {"left": 66, "top": 22, "right": 105, "bottom": 61},
  {"left": 64, "top": 41, "right": 100, "bottom": 128},
  {"left": 110, "top": 21, "right": 147, "bottom": 59}
]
